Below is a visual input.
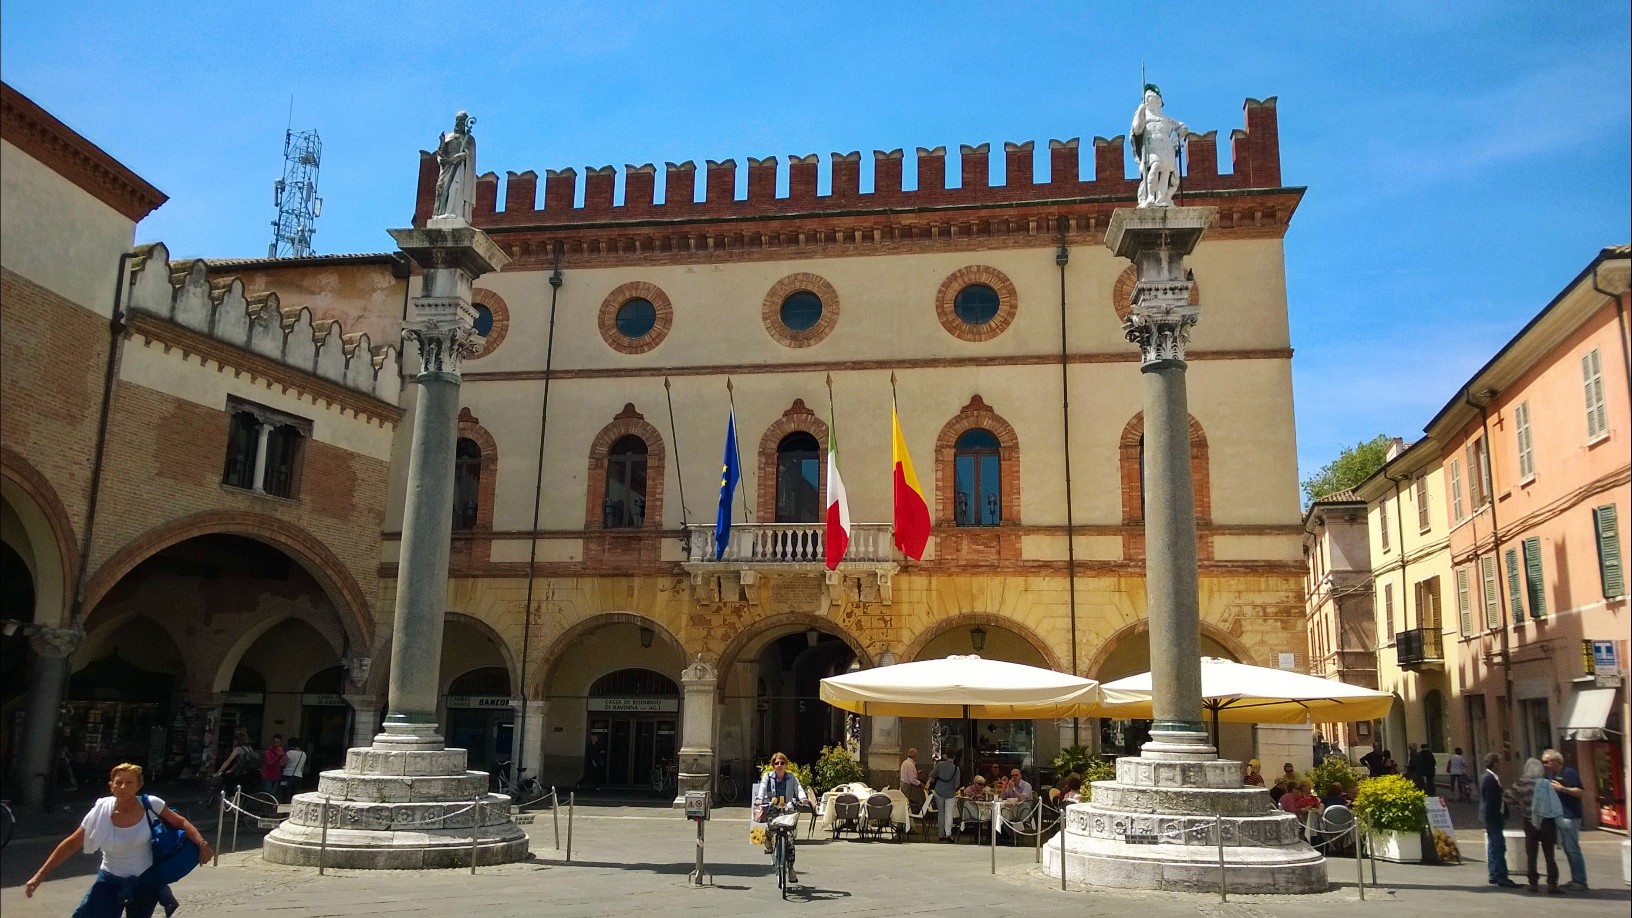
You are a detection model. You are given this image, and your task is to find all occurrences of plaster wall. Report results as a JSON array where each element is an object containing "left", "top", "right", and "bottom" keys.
[{"left": 0, "top": 139, "right": 133, "bottom": 314}]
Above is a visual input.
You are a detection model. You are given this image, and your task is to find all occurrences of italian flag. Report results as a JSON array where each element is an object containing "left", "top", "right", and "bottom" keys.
[
  {"left": 824, "top": 438, "right": 850, "bottom": 570},
  {"left": 892, "top": 404, "right": 931, "bottom": 560}
]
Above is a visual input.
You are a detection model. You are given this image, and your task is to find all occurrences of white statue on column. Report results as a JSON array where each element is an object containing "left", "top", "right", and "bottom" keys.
[
  {"left": 434, "top": 111, "right": 475, "bottom": 222},
  {"left": 1131, "top": 84, "right": 1188, "bottom": 208}
]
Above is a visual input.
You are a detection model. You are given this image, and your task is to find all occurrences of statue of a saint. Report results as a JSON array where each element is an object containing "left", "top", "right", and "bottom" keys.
[
  {"left": 1131, "top": 84, "right": 1188, "bottom": 208},
  {"left": 433, "top": 111, "right": 475, "bottom": 222}
]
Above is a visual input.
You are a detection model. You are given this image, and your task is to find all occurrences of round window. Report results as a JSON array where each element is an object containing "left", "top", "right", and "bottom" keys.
[
  {"left": 780, "top": 291, "right": 823, "bottom": 332},
  {"left": 615, "top": 298, "right": 657, "bottom": 339},
  {"left": 954, "top": 284, "right": 1000, "bottom": 325},
  {"left": 472, "top": 303, "right": 495, "bottom": 337}
]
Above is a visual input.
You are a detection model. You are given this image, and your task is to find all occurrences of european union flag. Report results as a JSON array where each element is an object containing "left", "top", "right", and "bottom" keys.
[{"left": 714, "top": 409, "right": 740, "bottom": 559}]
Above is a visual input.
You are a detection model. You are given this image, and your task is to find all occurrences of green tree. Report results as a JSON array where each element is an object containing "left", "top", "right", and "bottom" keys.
[{"left": 1302, "top": 435, "right": 1391, "bottom": 505}]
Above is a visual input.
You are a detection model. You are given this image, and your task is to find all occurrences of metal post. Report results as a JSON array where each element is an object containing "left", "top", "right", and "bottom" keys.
[
  {"left": 1034, "top": 799, "right": 1042, "bottom": 863},
  {"left": 1355, "top": 824, "right": 1365, "bottom": 900},
  {"left": 688, "top": 815, "right": 709, "bottom": 887},
  {"left": 1364, "top": 816, "right": 1376, "bottom": 886},
  {"left": 551, "top": 787, "right": 560, "bottom": 851},
  {"left": 1216, "top": 814, "right": 1227, "bottom": 902},
  {"left": 566, "top": 792, "right": 575, "bottom": 862},
  {"left": 1059, "top": 805, "right": 1068, "bottom": 890},
  {"left": 231, "top": 787, "right": 242, "bottom": 854},
  {"left": 990, "top": 799, "right": 997, "bottom": 875},
  {"left": 470, "top": 797, "right": 483, "bottom": 874},
  {"left": 318, "top": 797, "right": 331, "bottom": 876},
  {"left": 214, "top": 793, "right": 225, "bottom": 868}
]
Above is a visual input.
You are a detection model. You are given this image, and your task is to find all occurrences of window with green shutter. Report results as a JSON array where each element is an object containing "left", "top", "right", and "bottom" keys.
[
  {"left": 1456, "top": 568, "right": 1472, "bottom": 636},
  {"left": 1481, "top": 554, "right": 1500, "bottom": 629},
  {"left": 1522, "top": 537, "right": 1546, "bottom": 618},
  {"left": 1596, "top": 504, "right": 1625, "bottom": 600},
  {"left": 1505, "top": 547, "right": 1524, "bottom": 623},
  {"left": 1583, "top": 348, "right": 1608, "bottom": 440}
]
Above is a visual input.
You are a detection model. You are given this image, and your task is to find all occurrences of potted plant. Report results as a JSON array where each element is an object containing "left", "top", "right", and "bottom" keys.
[
  {"left": 1351, "top": 774, "right": 1428, "bottom": 862},
  {"left": 810, "top": 745, "right": 866, "bottom": 796},
  {"left": 1051, "top": 746, "right": 1116, "bottom": 801}
]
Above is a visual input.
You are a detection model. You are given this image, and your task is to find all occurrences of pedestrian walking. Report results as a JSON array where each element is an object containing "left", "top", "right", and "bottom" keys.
[
  {"left": 929, "top": 753, "right": 960, "bottom": 841},
  {"left": 1541, "top": 748, "right": 1588, "bottom": 890},
  {"left": 213, "top": 729, "right": 257, "bottom": 800},
  {"left": 260, "top": 734, "right": 287, "bottom": 797},
  {"left": 280, "top": 737, "right": 309, "bottom": 803},
  {"left": 1481, "top": 752, "right": 1520, "bottom": 887},
  {"left": 1447, "top": 747, "right": 1471, "bottom": 801}
]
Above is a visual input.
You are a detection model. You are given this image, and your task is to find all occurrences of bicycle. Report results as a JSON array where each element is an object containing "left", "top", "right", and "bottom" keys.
[
  {"left": 1, "top": 798, "right": 14, "bottom": 849},
  {"left": 761, "top": 799, "right": 808, "bottom": 898},
  {"left": 716, "top": 760, "right": 740, "bottom": 804},
  {"left": 493, "top": 760, "right": 549, "bottom": 809},
  {"left": 650, "top": 758, "right": 677, "bottom": 798}
]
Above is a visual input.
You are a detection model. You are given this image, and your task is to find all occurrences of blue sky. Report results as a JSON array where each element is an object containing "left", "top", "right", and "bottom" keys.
[{"left": 3, "top": 2, "right": 1628, "bottom": 481}]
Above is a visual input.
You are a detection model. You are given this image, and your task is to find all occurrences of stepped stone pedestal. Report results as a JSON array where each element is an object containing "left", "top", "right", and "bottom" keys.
[
  {"left": 1043, "top": 757, "right": 1326, "bottom": 892},
  {"left": 263, "top": 747, "right": 527, "bottom": 868}
]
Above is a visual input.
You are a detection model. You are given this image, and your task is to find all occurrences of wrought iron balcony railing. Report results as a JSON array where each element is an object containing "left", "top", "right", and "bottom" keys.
[
  {"left": 1395, "top": 627, "right": 1443, "bottom": 667},
  {"left": 684, "top": 523, "right": 895, "bottom": 566}
]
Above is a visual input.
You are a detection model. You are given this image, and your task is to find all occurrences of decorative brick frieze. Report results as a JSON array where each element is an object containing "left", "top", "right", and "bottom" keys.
[
  {"left": 596, "top": 281, "right": 673, "bottom": 355},
  {"left": 761, "top": 273, "right": 840, "bottom": 348},
  {"left": 935, "top": 265, "right": 1018, "bottom": 342}
]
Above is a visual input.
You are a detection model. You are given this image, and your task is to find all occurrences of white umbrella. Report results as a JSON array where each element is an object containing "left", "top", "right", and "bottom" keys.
[
  {"left": 1097, "top": 656, "right": 1394, "bottom": 738},
  {"left": 819, "top": 654, "right": 1102, "bottom": 719}
]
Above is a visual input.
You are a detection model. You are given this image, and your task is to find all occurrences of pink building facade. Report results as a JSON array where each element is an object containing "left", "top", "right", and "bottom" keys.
[{"left": 1434, "top": 246, "right": 1629, "bottom": 829}]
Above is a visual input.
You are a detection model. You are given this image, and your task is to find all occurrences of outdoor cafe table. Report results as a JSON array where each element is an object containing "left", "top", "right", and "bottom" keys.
[
  {"left": 954, "top": 796, "right": 1028, "bottom": 836},
  {"left": 815, "top": 784, "right": 913, "bottom": 835}
]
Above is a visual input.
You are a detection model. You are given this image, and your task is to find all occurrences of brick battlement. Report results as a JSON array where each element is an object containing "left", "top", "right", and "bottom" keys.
[{"left": 415, "top": 98, "right": 1282, "bottom": 228}]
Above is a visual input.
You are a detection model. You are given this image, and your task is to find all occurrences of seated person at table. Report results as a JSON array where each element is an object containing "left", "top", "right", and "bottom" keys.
[
  {"left": 1279, "top": 779, "right": 1321, "bottom": 819},
  {"left": 960, "top": 775, "right": 991, "bottom": 800},
  {"left": 1060, "top": 775, "right": 1083, "bottom": 804},
  {"left": 1244, "top": 759, "right": 1265, "bottom": 786},
  {"left": 1320, "top": 783, "right": 1349, "bottom": 809},
  {"left": 1001, "top": 768, "right": 1033, "bottom": 801}
]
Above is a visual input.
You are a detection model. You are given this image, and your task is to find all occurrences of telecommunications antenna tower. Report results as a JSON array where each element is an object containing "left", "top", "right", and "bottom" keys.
[{"left": 268, "top": 110, "right": 323, "bottom": 258}]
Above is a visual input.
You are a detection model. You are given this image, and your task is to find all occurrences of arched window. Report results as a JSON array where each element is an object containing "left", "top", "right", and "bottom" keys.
[
  {"left": 453, "top": 437, "right": 482, "bottom": 530},
  {"left": 262, "top": 425, "right": 304, "bottom": 498},
  {"left": 953, "top": 429, "right": 1001, "bottom": 526},
  {"left": 603, "top": 435, "right": 648, "bottom": 528},
  {"left": 775, "top": 432, "right": 821, "bottom": 523}
]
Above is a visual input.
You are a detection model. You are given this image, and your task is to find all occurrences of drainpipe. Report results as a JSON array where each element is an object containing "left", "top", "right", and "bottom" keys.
[
  {"left": 1055, "top": 218, "right": 1081, "bottom": 747},
  {"left": 1465, "top": 387, "right": 1517, "bottom": 765},
  {"left": 515, "top": 243, "right": 564, "bottom": 781}
]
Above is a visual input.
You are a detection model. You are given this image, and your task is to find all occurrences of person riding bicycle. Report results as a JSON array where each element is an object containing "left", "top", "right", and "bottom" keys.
[{"left": 756, "top": 753, "right": 809, "bottom": 885}]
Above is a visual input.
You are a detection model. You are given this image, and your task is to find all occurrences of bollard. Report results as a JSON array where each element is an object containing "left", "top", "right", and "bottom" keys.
[
  {"left": 989, "top": 799, "right": 997, "bottom": 875},
  {"left": 1059, "top": 805, "right": 1068, "bottom": 890},
  {"left": 470, "top": 797, "right": 483, "bottom": 875},
  {"left": 1363, "top": 817, "right": 1376, "bottom": 886},
  {"left": 566, "top": 792, "right": 575, "bottom": 862},
  {"left": 1216, "top": 814, "right": 1227, "bottom": 902},
  {"left": 231, "top": 787, "right": 243, "bottom": 854},
  {"left": 318, "top": 797, "right": 331, "bottom": 876},
  {"left": 1034, "top": 799, "right": 1042, "bottom": 863},
  {"left": 214, "top": 793, "right": 225, "bottom": 868},
  {"left": 1355, "top": 822, "right": 1366, "bottom": 900},
  {"left": 551, "top": 787, "right": 560, "bottom": 851}
]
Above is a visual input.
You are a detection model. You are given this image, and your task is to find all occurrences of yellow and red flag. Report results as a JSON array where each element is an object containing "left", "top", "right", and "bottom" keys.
[{"left": 891, "top": 403, "right": 931, "bottom": 560}]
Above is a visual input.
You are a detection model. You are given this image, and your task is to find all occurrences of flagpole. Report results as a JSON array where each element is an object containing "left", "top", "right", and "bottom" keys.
[
  {"left": 663, "top": 376, "right": 688, "bottom": 525},
  {"left": 825, "top": 373, "right": 838, "bottom": 447},
  {"left": 726, "top": 377, "right": 749, "bottom": 521}
]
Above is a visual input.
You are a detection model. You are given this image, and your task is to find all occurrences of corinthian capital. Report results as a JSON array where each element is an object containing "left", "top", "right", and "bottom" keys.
[
  {"left": 1124, "top": 303, "right": 1200, "bottom": 365},
  {"left": 28, "top": 625, "right": 84, "bottom": 658},
  {"left": 403, "top": 321, "right": 479, "bottom": 378}
]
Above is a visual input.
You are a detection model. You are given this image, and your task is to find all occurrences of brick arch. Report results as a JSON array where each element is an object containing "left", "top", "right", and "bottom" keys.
[
  {"left": 900, "top": 612, "right": 1061, "bottom": 673},
  {"left": 1117, "top": 411, "right": 1213, "bottom": 560},
  {"left": 583, "top": 404, "right": 667, "bottom": 530},
  {"left": 1, "top": 446, "right": 79, "bottom": 626},
  {"left": 467, "top": 288, "right": 510, "bottom": 360},
  {"left": 456, "top": 407, "right": 499, "bottom": 532},
  {"left": 441, "top": 610, "right": 520, "bottom": 696},
  {"left": 81, "top": 511, "right": 372, "bottom": 650},
  {"left": 934, "top": 395, "right": 1020, "bottom": 526},
  {"left": 755, "top": 400, "right": 828, "bottom": 523},
  {"left": 1111, "top": 264, "right": 1201, "bottom": 322},
  {"left": 1083, "top": 618, "right": 1255, "bottom": 682},
  {"left": 535, "top": 611, "right": 685, "bottom": 698},
  {"left": 713, "top": 612, "right": 872, "bottom": 691}
]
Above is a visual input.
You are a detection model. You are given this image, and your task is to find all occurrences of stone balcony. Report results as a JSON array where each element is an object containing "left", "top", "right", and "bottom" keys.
[{"left": 681, "top": 523, "right": 898, "bottom": 607}]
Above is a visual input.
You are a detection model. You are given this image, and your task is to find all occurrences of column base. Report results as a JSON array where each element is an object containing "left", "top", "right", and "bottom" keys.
[
  {"left": 1141, "top": 727, "right": 1216, "bottom": 761},
  {"left": 374, "top": 720, "right": 445, "bottom": 750}
]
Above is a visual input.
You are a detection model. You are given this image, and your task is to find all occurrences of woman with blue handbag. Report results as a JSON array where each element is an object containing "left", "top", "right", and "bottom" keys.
[{"left": 24, "top": 762, "right": 214, "bottom": 917}]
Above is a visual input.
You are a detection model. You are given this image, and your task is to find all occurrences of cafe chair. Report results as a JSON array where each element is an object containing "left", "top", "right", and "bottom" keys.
[
  {"left": 913, "top": 794, "right": 938, "bottom": 841},
  {"left": 864, "top": 792, "right": 900, "bottom": 842},
  {"left": 831, "top": 792, "right": 863, "bottom": 839},
  {"left": 958, "top": 797, "right": 991, "bottom": 844}
]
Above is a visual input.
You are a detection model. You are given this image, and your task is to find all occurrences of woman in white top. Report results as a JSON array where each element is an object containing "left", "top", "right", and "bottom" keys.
[
  {"left": 280, "top": 736, "right": 310, "bottom": 802},
  {"left": 25, "top": 762, "right": 213, "bottom": 917}
]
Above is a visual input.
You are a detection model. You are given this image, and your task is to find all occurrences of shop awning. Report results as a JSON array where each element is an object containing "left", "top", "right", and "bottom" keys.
[{"left": 1560, "top": 686, "right": 1620, "bottom": 741}]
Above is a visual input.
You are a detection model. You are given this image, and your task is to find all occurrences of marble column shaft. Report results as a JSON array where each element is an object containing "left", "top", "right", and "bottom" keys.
[{"left": 1141, "top": 360, "right": 1203, "bottom": 735}]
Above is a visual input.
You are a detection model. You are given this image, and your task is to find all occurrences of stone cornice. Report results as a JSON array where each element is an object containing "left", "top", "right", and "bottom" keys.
[
  {"left": 473, "top": 189, "right": 1305, "bottom": 271},
  {"left": 1, "top": 82, "right": 167, "bottom": 222},
  {"left": 124, "top": 311, "right": 403, "bottom": 426}
]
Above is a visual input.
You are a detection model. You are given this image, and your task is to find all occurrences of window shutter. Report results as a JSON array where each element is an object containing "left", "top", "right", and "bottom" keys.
[
  {"left": 1597, "top": 504, "right": 1625, "bottom": 600},
  {"left": 1515, "top": 402, "right": 1534, "bottom": 479},
  {"left": 1449, "top": 459, "right": 1464, "bottom": 522},
  {"left": 1456, "top": 568, "right": 1472, "bottom": 636},
  {"left": 1481, "top": 555, "right": 1500, "bottom": 629},
  {"left": 1584, "top": 348, "right": 1608, "bottom": 439},
  {"left": 1383, "top": 584, "right": 1395, "bottom": 641},
  {"left": 1505, "top": 548, "right": 1524, "bottom": 623},
  {"left": 1380, "top": 502, "right": 1390, "bottom": 551},
  {"left": 1522, "top": 537, "right": 1546, "bottom": 617},
  {"left": 1415, "top": 477, "right": 1431, "bottom": 530}
]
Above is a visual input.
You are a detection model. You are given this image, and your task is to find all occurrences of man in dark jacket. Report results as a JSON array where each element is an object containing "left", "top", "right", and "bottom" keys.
[
  {"left": 1480, "top": 753, "right": 1519, "bottom": 886},
  {"left": 1413, "top": 745, "right": 1437, "bottom": 795}
]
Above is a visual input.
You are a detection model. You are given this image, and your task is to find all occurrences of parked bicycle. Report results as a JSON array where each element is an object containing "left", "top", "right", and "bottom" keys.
[
  {"left": 492, "top": 760, "right": 550, "bottom": 809},
  {"left": 716, "top": 759, "right": 741, "bottom": 804},
  {"left": 651, "top": 758, "right": 677, "bottom": 797},
  {"left": 1, "top": 798, "right": 15, "bottom": 849}
]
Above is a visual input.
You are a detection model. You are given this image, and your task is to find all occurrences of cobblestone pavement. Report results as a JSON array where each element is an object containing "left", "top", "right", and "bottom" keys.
[{"left": 3, "top": 804, "right": 1627, "bottom": 916}]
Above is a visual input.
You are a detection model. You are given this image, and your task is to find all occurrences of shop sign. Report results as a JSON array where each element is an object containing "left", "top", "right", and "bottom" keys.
[
  {"left": 221, "top": 692, "right": 264, "bottom": 705},
  {"left": 445, "top": 695, "right": 518, "bottom": 709},
  {"left": 1593, "top": 640, "right": 1621, "bottom": 688},
  {"left": 301, "top": 693, "right": 346, "bottom": 707},
  {"left": 587, "top": 697, "right": 679, "bottom": 713}
]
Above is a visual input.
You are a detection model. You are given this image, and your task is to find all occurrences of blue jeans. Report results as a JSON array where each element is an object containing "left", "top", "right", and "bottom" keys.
[
  {"left": 1484, "top": 819, "right": 1508, "bottom": 881},
  {"left": 1554, "top": 816, "right": 1586, "bottom": 885},
  {"left": 73, "top": 870, "right": 175, "bottom": 918}
]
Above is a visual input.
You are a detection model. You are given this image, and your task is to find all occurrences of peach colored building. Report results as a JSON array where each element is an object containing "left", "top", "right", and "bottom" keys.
[
  {"left": 1429, "top": 246, "right": 1629, "bottom": 829},
  {"left": 1302, "top": 491, "right": 1377, "bottom": 758}
]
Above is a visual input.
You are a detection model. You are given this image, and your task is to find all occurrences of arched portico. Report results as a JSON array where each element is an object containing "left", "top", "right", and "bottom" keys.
[{"left": 902, "top": 612, "right": 1059, "bottom": 671}]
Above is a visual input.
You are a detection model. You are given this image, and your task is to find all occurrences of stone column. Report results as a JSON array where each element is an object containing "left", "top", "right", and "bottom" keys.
[
  {"left": 343, "top": 694, "right": 379, "bottom": 749},
  {"left": 251, "top": 422, "right": 273, "bottom": 492},
  {"left": 678, "top": 660, "right": 717, "bottom": 806},
  {"left": 517, "top": 700, "right": 545, "bottom": 780},
  {"left": 15, "top": 626, "right": 81, "bottom": 808}
]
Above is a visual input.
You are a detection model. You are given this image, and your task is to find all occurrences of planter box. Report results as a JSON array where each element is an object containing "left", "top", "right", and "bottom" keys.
[{"left": 1369, "top": 829, "right": 1423, "bottom": 863}]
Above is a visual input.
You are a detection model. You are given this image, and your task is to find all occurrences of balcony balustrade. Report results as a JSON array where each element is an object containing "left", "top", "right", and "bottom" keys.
[
  {"left": 1395, "top": 627, "right": 1444, "bottom": 669},
  {"left": 684, "top": 522, "right": 894, "bottom": 566}
]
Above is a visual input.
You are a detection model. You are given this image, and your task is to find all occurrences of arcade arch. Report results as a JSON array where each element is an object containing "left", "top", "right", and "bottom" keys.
[{"left": 440, "top": 614, "right": 518, "bottom": 773}]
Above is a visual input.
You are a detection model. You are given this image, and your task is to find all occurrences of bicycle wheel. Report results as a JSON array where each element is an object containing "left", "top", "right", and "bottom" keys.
[
  {"left": 0, "top": 804, "right": 14, "bottom": 849},
  {"left": 719, "top": 774, "right": 738, "bottom": 804},
  {"left": 776, "top": 833, "right": 788, "bottom": 898}
]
